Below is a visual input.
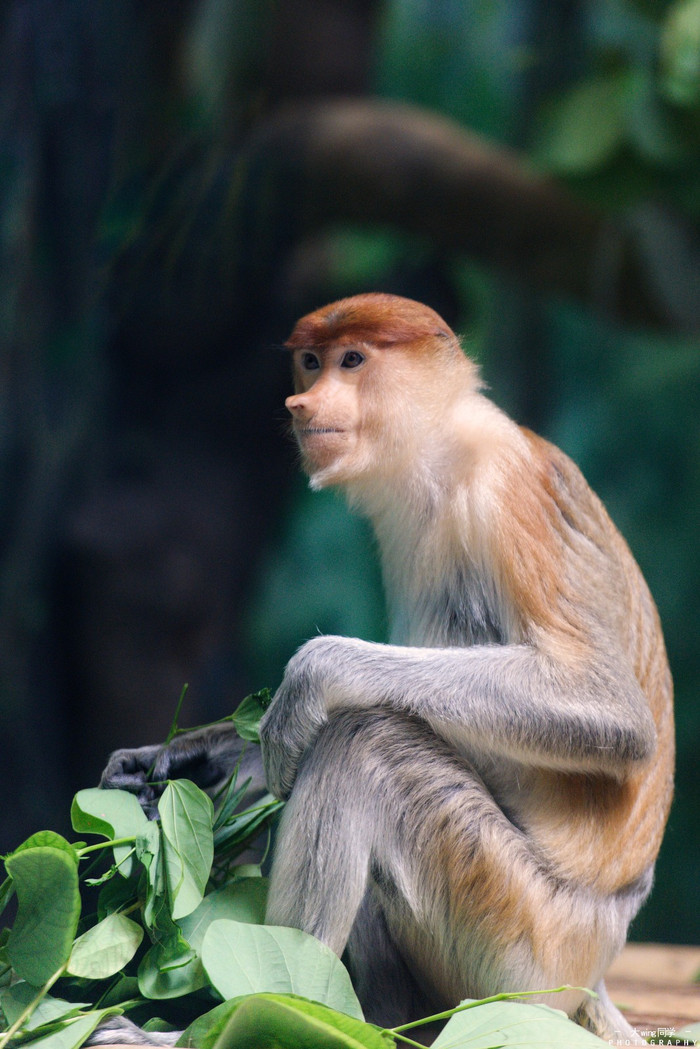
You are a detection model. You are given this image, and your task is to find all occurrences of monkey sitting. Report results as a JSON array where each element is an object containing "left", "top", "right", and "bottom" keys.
[{"left": 101, "top": 294, "right": 673, "bottom": 1047}]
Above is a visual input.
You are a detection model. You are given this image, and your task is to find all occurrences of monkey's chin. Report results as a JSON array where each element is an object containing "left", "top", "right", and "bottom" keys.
[
  {"left": 297, "top": 432, "right": 356, "bottom": 490},
  {"left": 302, "top": 450, "right": 362, "bottom": 492},
  {"left": 305, "top": 457, "right": 350, "bottom": 491}
]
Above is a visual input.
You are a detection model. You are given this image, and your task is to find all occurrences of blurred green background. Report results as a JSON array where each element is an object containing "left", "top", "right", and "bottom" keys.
[{"left": 0, "top": 0, "right": 698, "bottom": 945}]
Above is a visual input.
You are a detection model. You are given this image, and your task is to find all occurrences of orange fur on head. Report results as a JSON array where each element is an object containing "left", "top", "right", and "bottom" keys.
[{"left": 285, "top": 293, "right": 457, "bottom": 352}]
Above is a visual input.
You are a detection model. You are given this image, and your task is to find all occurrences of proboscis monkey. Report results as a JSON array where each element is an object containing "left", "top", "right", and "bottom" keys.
[{"left": 101, "top": 293, "right": 673, "bottom": 1046}]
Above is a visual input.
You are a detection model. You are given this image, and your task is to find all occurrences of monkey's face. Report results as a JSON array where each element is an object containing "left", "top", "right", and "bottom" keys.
[
  {"left": 286, "top": 343, "right": 374, "bottom": 488},
  {"left": 286, "top": 341, "right": 471, "bottom": 492},
  {"left": 283, "top": 294, "right": 481, "bottom": 492}
]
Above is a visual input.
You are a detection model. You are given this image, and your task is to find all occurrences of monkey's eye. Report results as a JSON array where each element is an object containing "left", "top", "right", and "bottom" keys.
[
  {"left": 341, "top": 350, "right": 365, "bottom": 369},
  {"left": 300, "top": 352, "right": 320, "bottom": 371}
]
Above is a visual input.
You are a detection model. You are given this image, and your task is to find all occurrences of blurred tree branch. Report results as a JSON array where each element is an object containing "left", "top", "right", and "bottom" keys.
[{"left": 238, "top": 98, "right": 698, "bottom": 335}]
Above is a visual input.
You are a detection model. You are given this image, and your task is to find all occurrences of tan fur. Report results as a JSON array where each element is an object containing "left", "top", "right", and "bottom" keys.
[{"left": 489, "top": 431, "right": 674, "bottom": 892}]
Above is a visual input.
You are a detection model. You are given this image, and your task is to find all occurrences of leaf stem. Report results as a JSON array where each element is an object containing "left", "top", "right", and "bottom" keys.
[
  {"left": 0, "top": 965, "right": 66, "bottom": 1048},
  {"left": 388, "top": 985, "right": 584, "bottom": 1034},
  {"left": 391, "top": 1033, "right": 431, "bottom": 1048},
  {"left": 171, "top": 711, "right": 237, "bottom": 737},
  {"left": 144, "top": 684, "right": 191, "bottom": 780},
  {"left": 0, "top": 877, "right": 14, "bottom": 920},
  {"left": 77, "top": 836, "right": 137, "bottom": 857},
  {"left": 164, "top": 684, "right": 189, "bottom": 746}
]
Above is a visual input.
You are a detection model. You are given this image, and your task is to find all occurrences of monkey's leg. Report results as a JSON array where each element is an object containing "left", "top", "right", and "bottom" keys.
[
  {"left": 344, "top": 888, "right": 438, "bottom": 1028},
  {"left": 266, "top": 709, "right": 645, "bottom": 1044},
  {"left": 267, "top": 708, "right": 541, "bottom": 1002},
  {"left": 266, "top": 708, "right": 444, "bottom": 1032}
]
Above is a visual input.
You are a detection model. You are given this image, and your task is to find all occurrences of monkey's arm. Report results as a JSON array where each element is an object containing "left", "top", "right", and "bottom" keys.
[
  {"left": 260, "top": 636, "right": 657, "bottom": 799},
  {"left": 100, "top": 723, "right": 266, "bottom": 816}
]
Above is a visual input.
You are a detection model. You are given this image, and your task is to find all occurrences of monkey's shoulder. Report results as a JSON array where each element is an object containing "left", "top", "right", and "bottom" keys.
[{"left": 515, "top": 427, "right": 626, "bottom": 552}]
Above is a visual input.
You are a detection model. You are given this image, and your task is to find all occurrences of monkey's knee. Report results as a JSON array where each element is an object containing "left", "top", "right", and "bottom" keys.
[{"left": 285, "top": 709, "right": 421, "bottom": 805}]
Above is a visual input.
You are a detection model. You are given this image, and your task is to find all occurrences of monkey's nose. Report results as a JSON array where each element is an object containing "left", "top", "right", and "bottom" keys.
[{"left": 286, "top": 395, "right": 308, "bottom": 414}]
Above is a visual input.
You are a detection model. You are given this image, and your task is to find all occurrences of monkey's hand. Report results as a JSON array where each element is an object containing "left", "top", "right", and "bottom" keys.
[
  {"left": 100, "top": 723, "right": 263, "bottom": 818},
  {"left": 260, "top": 638, "right": 333, "bottom": 799}
]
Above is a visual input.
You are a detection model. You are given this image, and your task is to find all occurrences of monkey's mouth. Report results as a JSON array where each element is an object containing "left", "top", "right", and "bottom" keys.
[
  {"left": 297, "top": 427, "right": 344, "bottom": 437},
  {"left": 295, "top": 427, "right": 344, "bottom": 440},
  {"left": 295, "top": 428, "right": 348, "bottom": 468}
]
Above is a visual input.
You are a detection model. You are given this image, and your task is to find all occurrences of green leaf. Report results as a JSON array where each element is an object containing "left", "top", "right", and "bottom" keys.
[
  {"left": 231, "top": 865, "right": 262, "bottom": 880},
  {"left": 180, "top": 879, "right": 268, "bottom": 945},
  {"left": 534, "top": 74, "right": 626, "bottom": 173},
  {"left": 71, "top": 789, "right": 149, "bottom": 878},
  {"left": 179, "top": 993, "right": 393, "bottom": 1049},
  {"left": 68, "top": 913, "right": 144, "bottom": 979},
  {"left": 6, "top": 846, "right": 81, "bottom": 986},
  {"left": 137, "top": 932, "right": 198, "bottom": 1000},
  {"left": 11, "top": 833, "right": 80, "bottom": 863},
  {"left": 0, "top": 985, "right": 89, "bottom": 1030},
  {"left": 230, "top": 689, "right": 272, "bottom": 742},
  {"left": 212, "top": 795, "right": 282, "bottom": 859},
  {"left": 212, "top": 778, "right": 250, "bottom": 832},
  {"left": 159, "top": 781, "right": 214, "bottom": 921},
  {"left": 143, "top": 1017, "right": 177, "bottom": 1033},
  {"left": 0, "top": 877, "right": 15, "bottom": 920},
  {"left": 136, "top": 822, "right": 164, "bottom": 931},
  {"left": 676, "top": 1022, "right": 700, "bottom": 1044},
  {"left": 136, "top": 879, "right": 268, "bottom": 1001},
  {"left": 97, "top": 871, "right": 139, "bottom": 920},
  {"left": 12, "top": 1009, "right": 121, "bottom": 1049},
  {"left": 431, "top": 1000, "right": 611, "bottom": 1047},
  {"left": 96, "top": 974, "right": 140, "bottom": 1008},
  {"left": 201, "top": 921, "right": 363, "bottom": 1020}
]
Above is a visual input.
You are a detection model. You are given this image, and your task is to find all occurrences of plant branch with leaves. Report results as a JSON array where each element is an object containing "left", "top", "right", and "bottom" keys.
[{"left": 0, "top": 692, "right": 689, "bottom": 1049}]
